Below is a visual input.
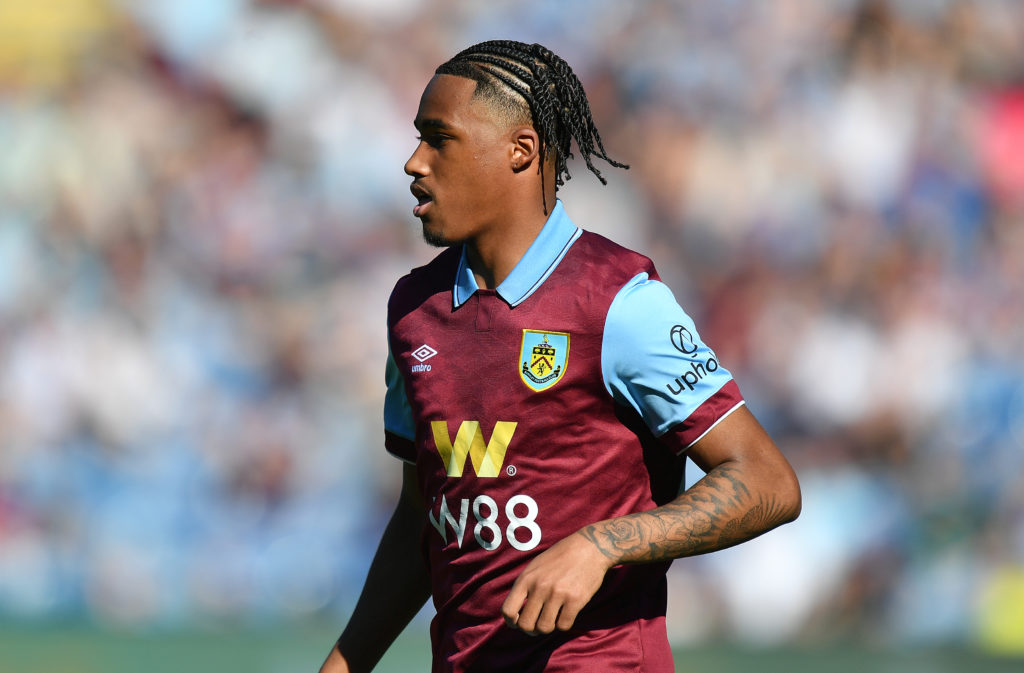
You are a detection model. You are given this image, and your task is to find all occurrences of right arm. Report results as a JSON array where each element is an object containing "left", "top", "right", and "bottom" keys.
[{"left": 319, "top": 462, "right": 431, "bottom": 673}]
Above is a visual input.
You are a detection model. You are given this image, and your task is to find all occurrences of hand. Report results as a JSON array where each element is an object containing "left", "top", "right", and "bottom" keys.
[
  {"left": 501, "top": 531, "right": 615, "bottom": 635},
  {"left": 318, "top": 645, "right": 351, "bottom": 673}
]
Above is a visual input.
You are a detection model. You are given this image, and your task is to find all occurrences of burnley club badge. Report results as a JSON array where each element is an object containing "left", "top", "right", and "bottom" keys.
[{"left": 519, "top": 330, "right": 569, "bottom": 392}]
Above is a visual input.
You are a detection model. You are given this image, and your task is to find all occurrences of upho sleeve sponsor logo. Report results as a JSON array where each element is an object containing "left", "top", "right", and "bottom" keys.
[{"left": 667, "top": 325, "right": 720, "bottom": 395}]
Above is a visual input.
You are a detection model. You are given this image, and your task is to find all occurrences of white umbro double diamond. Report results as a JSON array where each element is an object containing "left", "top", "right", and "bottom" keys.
[{"left": 411, "top": 344, "right": 438, "bottom": 362}]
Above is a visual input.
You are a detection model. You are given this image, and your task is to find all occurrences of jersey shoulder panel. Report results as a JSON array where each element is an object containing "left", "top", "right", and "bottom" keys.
[
  {"left": 387, "top": 246, "right": 461, "bottom": 328},
  {"left": 384, "top": 247, "right": 460, "bottom": 461},
  {"left": 573, "top": 230, "right": 660, "bottom": 283}
]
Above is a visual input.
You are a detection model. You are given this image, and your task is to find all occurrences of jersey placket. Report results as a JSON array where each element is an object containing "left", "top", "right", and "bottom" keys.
[{"left": 474, "top": 289, "right": 498, "bottom": 332}]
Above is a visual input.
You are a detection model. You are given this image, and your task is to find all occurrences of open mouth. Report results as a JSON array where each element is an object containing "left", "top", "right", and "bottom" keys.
[{"left": 410, "top": 183, "right": 433, "bottom": 217}]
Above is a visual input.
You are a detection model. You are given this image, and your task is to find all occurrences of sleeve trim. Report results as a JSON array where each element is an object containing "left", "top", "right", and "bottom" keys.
[
  {"left": 683, "top": 400, "right": 745, "bottom": 453},
  {"left": 384, "top": 430, "right": 416, "bottom": 464},
  {"left": 656, "top": 379, "right": 745, "bottom": 454}
]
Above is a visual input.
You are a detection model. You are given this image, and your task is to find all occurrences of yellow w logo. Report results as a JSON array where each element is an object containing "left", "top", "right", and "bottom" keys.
[{"left": 430, "top": 420, "right": 518, "bottom": 478}]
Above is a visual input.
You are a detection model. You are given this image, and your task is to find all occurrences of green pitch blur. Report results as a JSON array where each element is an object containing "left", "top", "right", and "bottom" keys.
[{"left": 1, "top": 623, "right": 1021, "bottom": 673}]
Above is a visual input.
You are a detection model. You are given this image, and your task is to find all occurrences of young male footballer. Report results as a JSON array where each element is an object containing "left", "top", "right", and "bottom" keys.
[{"left": 319, "top": 40, "right": 801, "bottom": 673}]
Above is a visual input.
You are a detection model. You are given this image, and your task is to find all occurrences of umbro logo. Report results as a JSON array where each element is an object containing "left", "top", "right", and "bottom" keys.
[
  {"left": 411, "top": 344, "right": 437, "bottom": 373},
  {"left": 412, "top": 344, "right": 438, "bottom": 362}
]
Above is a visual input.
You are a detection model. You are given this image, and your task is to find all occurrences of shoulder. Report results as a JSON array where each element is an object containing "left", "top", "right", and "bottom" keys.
[
  {"left": 576, "top": 230, "right": 657, "bottom": 273},
  {"left": 560, "top": 230, "right": 660, "bottom": 294},
  {"left": 392, "top": 246, "right": 461, "bottom": 295},
  {"left": 388, "top": 246, "right": 461, "bottom": 323}
]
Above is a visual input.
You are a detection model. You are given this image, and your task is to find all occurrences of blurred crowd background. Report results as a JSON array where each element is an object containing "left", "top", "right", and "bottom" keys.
[{"left": 2, "top": 0, "right": 1024, "bottom": 657}]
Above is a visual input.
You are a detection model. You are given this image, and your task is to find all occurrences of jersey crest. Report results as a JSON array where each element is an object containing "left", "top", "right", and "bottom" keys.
[{"left": 519, "top": 330, "right": 569, "bottom": 392}]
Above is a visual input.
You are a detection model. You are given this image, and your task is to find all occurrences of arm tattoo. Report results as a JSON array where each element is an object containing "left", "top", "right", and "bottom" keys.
[{"left": 578, "top": 464, "right": 795, "bottom": 564}]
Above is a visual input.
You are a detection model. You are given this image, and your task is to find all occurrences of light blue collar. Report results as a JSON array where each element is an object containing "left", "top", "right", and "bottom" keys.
[{"left": 453, "top": 199, "right": 582, "bottom": 308}]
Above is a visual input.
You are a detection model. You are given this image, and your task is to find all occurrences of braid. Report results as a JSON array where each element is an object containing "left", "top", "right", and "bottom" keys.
[{"left": 436, "top": 40, "right": 628, "bottom": 194}]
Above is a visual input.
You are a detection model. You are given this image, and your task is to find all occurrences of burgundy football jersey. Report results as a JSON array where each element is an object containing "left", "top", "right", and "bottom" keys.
[{"left": 384, "top": 205, "right": 742, "bottom": 672}]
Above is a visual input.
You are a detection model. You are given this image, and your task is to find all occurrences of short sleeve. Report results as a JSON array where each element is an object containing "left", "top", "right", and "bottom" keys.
[
  {"left": 601, "top": 273, "right": 745, "bottom": 453},
  {"left": 384, "top": 340, "right": 416, "bottom": 462}
]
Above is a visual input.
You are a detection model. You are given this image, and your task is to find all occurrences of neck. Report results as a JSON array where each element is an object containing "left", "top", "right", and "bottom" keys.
[
  {"left": 467, "top": 167, "right": 558, "bottom": 290},
  {"left": 467, "top": 195, "right": 554, "bottom": 291}
]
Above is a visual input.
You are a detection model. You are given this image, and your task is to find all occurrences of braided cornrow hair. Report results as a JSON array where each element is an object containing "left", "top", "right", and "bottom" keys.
[{"left": 435, "top": 40, "right": 628, "bottom": 206}]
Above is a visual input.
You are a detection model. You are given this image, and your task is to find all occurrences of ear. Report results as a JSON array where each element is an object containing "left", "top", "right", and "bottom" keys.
[{"left": 509, "top": 126, "right": 541, "bottom": 173}]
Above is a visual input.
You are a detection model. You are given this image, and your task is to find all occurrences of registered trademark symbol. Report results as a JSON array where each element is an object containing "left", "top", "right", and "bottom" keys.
[{"left": 506, "top": 465, "right": 517, "bottom": 476}]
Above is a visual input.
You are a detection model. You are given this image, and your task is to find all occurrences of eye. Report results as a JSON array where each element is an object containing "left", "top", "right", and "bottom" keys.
[{"left": 416, "top": 134, "right": 449, "bottom": 149}]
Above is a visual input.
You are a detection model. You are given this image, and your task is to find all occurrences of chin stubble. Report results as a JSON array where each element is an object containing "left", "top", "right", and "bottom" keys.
[{"left": 422, "top": 226, "right": 451, "bottom": 248}]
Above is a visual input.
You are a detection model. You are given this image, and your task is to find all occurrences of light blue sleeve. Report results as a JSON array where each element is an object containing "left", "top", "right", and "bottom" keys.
[
  {"left": 383, "top": 341, "right": 415, "bottom": 442},
  {"left": 602, "top": 273, "right": 736, "bottom": 436}
]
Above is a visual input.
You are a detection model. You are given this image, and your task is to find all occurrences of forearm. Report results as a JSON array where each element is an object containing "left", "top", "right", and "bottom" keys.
[
  {"left": 501, "top": 408, "right": 800, "bottom": 636},
  {"left": 334, "top": 517, "right": 431, "bottom": 671},
  {"left": 322, "top": 471, "right": 431, "bottom": 673},
  {"left": 578, "top": 460, "right": 799, "bottom": 565}
]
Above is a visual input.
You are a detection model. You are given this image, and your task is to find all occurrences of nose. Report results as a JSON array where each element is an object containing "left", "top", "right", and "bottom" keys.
[{"left": 404, "top": 142, "right": 428, "bottom": 177}]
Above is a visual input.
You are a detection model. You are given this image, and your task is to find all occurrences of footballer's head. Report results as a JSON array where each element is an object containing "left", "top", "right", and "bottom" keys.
[{"left": 404, "top": 40, "right": 627, "bottom": 247}]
